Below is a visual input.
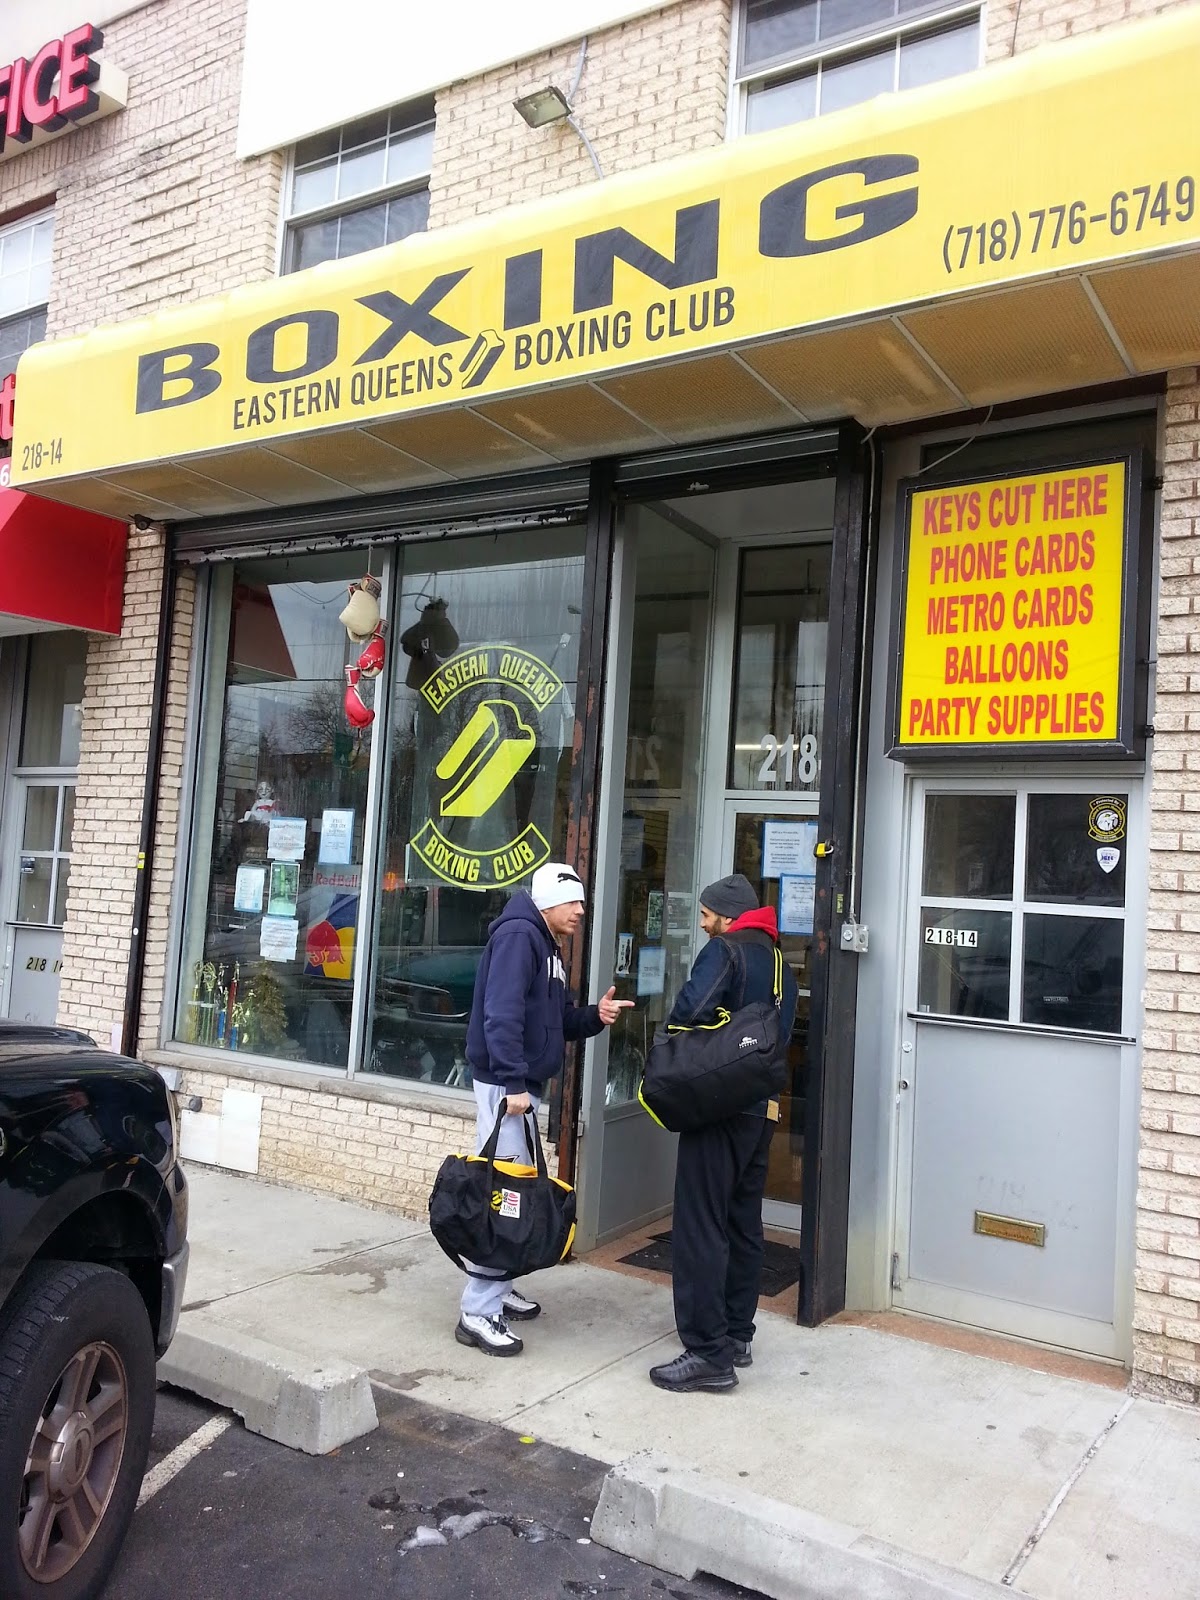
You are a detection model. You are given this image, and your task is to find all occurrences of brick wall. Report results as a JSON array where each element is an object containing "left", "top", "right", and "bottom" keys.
[
  {"left": 987, "top": 0, "right": 1194, "bottom": 58},
  {"left": 429, "top": 0, "right": 731, "bottom": 230},
  {"left": 30, "top": 0, "right": 280, "bottom": 1040},
  {"left": 1132, "top": 370, "right": 1200, "bottom": 1407},
  {"left": 58, "top": 527, "right": 165, "bottom": 1043},
  {"left": 1, "top": 0, "right": 281, "bottom": 336}
]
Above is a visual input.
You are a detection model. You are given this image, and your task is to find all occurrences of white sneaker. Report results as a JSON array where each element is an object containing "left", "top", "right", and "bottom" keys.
[
  {"left": 455, "top": 1312, "right": 524, "bottom": 1356},
  {"left": 503, "top": 1288, "right": 541, "bottom": 1321}
]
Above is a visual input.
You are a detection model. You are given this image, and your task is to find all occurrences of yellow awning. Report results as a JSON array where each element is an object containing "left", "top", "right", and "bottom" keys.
[{"left": 13, "top": 10, "right": 1200, "bottom": 520}]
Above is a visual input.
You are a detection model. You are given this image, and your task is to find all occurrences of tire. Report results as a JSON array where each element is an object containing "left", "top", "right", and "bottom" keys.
[{"left": 0, "top": 1261, "right": 157, "bottom": 1600}]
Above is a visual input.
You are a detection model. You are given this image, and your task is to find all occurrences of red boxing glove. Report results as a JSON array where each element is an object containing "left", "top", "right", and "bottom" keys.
[
  {"left": 358, "top": 627, "right": 386, "bottom": 680},
  {"left": 344, "top": 665, "right": 375, "bottom": 729}
]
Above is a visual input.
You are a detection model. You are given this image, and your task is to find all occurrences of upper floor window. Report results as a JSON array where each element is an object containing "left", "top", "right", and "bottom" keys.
[
  {"left": 282, "top": 101, "right": 434, "bottom": 274},
  {"left": 0, "top": 209, "right": 53, "bottom": 461},
  {"left": 735, "top": 0, "right": 980, "bottom": 134}
]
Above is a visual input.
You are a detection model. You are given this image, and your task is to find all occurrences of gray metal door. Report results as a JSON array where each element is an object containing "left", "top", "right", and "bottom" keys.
[{"left": 894, "top": 779, "right": 1141, "bottom": 1359}]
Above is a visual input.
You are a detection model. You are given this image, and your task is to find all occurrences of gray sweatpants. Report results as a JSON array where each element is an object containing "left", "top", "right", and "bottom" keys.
[{"left": 460, "top": 1080, "right": 542, "bottom": 1321}]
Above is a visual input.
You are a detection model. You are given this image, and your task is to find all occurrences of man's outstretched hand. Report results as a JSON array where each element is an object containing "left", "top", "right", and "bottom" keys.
[{"left": 598, "top": 986, "right": 635, "bottom": 1026}]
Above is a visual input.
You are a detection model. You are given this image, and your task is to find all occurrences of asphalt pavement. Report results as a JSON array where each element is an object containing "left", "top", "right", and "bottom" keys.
[{"left": 107, "top": 1384, "right": 765, "bottom": 1600}]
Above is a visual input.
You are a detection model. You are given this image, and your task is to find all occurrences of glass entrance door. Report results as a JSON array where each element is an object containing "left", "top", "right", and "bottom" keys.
[{"left": 723, "top": 802, "right": 816, "bottom": 1218}]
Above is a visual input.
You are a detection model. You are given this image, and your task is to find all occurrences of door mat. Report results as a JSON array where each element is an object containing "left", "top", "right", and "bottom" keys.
[{"left": 616, "top": 1231, "right": 803, "bottom": 1298}]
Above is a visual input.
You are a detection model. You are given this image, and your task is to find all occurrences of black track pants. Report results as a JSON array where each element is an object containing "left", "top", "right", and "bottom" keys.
[{"left": 671, "top": 1113, "right": 774, "bottom": 1368}]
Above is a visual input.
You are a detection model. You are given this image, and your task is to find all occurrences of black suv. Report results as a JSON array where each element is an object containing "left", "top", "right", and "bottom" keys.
[{"left": 0, "top": 1020, "right": 189, "bottom": 1600}]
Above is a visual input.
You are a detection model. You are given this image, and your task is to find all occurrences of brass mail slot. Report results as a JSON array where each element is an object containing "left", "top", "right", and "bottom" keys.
[{"left": 974, "top": 1210, "right": 1046, "bottom": 1248}]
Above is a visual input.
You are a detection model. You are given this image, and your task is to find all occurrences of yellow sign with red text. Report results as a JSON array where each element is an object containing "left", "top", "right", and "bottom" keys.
[{"left": 894, "top": 461, "right": 1132, "bottom": 752}]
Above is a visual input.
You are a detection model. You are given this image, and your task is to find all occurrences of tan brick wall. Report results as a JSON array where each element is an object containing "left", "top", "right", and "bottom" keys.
[
  {"left": 1132, "top": 368, "right": 1200, "bottom": 1407},
  {"left": 166, "top": 1065, "right": 478, "bottom": 1216},
  {"left": 988, "top": 0, "right": 1195, "bottom": 59},
  {"left": 429, "top": 0, "right": 731, "bottom": 230},
  {"left": 58, "top": 526, "right": 165, "bottom": 1043},
  {"left": 0, "top": 0, "right": 281, "bottom": 335}
]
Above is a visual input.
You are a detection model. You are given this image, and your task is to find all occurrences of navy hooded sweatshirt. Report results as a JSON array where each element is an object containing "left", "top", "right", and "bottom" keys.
[{"left": 466, "top": 892, "right": 604, "bottom": 1095}]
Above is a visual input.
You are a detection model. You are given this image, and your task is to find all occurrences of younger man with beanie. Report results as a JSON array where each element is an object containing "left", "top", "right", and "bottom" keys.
[
  {"left": 456, "top": 862, "right": 631, "bottom": 1356},
  {"left": 650, "top": 872, "right": 798, "bottom": 1393}
]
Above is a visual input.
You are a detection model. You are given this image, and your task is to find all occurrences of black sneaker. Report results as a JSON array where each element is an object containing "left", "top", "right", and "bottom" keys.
[
  {"left": 455, "top": 1313, "right": 524, "bottom": 1356},
  {"left": 649, "top": 1351, "right": 737, "bottom": 1392},
  {"left": 732, "top": 1339, "right": 753, "bottom": 1369}
]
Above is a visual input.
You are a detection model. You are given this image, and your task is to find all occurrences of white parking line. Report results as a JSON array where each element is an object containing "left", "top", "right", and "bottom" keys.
[{"left": 137, "top": 1414, "right": 233, "bottom": 1509}]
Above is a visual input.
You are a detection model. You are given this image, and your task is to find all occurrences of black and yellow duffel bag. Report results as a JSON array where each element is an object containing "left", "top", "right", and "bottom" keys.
[
  {"left": 429, "top": 1107, "right": 576, "bottom": 1278},
  {"left": 639, "top": 947, "right": 789, "bottom": 1133}
]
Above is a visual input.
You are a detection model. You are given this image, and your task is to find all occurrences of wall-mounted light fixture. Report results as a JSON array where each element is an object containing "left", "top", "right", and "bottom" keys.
[
  {"left": 513, "top": 85, "right": 572, "bottom": 128},
  {"left": 511, "top": 39, "right": 605, "bottom": 179}
]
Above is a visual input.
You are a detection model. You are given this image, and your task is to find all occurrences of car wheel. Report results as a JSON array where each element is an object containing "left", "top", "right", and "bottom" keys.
[{"left": 0, "top": 1261, "right": 156, "bottom": 1600}]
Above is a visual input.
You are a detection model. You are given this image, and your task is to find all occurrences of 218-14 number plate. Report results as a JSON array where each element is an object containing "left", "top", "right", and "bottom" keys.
[{"left": 924, "top": 927, "right": 978, "bottom": 947}]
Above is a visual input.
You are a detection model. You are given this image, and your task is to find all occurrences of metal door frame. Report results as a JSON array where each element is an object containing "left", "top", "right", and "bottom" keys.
[{"left": 892, "top": 769, "right": 1145, "bottom": 1358}]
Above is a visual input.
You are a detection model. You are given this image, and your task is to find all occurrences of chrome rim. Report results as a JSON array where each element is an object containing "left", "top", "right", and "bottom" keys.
[{"left": 19, "top": 1341, "right": 129, "bottom": 1583}]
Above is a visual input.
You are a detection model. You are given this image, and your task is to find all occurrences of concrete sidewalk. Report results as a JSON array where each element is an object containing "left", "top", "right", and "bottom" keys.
[{"left": 168, "top": 1165, "right": 1200, "bottom": 1600}]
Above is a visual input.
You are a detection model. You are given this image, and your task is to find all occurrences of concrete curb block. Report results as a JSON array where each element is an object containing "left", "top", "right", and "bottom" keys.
[
  {"left": 157, "top": 1315, "right": 378, "bottom": 1455},
  {"left": 592, "top": 1452, "right": 1016, "bottom": 1600}
]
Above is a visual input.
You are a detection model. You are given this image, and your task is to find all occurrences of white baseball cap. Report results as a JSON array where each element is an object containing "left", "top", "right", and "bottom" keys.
[{"left": 531, "top": 862, "right": 586, "bottom": 911}]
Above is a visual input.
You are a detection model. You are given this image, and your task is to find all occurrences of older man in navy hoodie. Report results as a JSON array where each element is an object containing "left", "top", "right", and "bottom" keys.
[
  {"left": 456, "top": 862, "right": 631, "bottom": 1357},
  {"left": 650, "top": 873, "right": 798, "bottom": 1394}
]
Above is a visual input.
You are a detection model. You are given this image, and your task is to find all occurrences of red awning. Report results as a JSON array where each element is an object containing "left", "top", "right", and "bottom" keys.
[{"left": 0, "top": 487, "right": 127, "bottom": 635}]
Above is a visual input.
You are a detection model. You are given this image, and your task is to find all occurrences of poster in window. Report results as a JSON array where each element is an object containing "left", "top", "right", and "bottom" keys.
[
  {"left": 319, "top": 808, "right": 355, "bottom": 866},
  {"left": 233, "top": 864, "right": 266, "bottom": 914},
  {"left": 779, "top": 873, "right": 815, "bottom": 936},
  {"left": 267, "top": 816, "right": 307, "bottom": 861},
  {"left": 267, "top": 861, "right": 299, "bottom": 917}
]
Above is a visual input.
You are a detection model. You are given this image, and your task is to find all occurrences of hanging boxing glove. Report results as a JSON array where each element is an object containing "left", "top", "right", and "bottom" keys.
[
  {"left": 357, "top": 622, "right": 387, "bottom": 680},
  {"left": 344, "top": 664, "right": 375, "bottom": 729}
]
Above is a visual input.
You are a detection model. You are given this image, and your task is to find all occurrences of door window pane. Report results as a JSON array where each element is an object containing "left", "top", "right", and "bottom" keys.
[
  {"left": 606, "top": 510, "right": 715, "bottom": 1106},
  {"left": 918, "top": 908, "right": 1011, "bottom": 1020},
  {"left": 17, "top": 857, "right": 52, "bottom": 924},
  {"left": 177, "top": 555, "right": 373, "bottom": 1066},
  {"left": 1025, "top": 794, "right": 1127, "bottom": 907},
  {"left": 367, "top": 530, "right": 587, "bottom": 1086},
  {"left": 22, "top": 787, "right": 58, "bottom": 852},
  {"left": 1022, "top": 914, "right": 1124, "bottom": 1033},
  {"left": 53, "top": 861, "right": 71, "bottom": 927},
  {"left": 922, "top": 794, "right": 1015, "bottom": 899},
  {"left": 732, "top": 810, "right": 814, "bottom": 1207},
  {"left": 59, "top": 787, "right": 75, "bottom": 853},
  {"left": 20, "top": 633, "right": 87, "bottom": 767},
  {"left": 729, "top": 544, "right": 831, "bottom": 790}
]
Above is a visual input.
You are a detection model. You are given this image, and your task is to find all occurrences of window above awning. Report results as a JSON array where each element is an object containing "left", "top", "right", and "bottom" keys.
[
  {"left": 12, "top": 10, "right": 1200, "bottom": 522},
  {"left": 0, "top": 488, "right": 126, "bottom": 635}
]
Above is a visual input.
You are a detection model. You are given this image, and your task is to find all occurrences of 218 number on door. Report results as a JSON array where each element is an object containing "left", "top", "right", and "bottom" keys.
[{"left": 758, "top": 733, "right": 819, "bottom": 788}]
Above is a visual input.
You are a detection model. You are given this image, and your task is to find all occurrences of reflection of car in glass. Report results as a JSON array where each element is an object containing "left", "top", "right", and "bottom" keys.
[{"left": 371, "top": 884, "right": 505, "bottom": 1084}]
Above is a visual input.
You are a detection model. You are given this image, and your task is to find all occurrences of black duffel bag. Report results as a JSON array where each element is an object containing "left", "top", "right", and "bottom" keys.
[
  {"left": 429, "top": 1105, "right": 576, "bottom": 1278},
  {"left": 639, "top": 946, "right": 789, "bottom": 1133}
]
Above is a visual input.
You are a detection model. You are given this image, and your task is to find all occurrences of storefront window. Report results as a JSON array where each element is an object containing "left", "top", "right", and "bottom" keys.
[
  {"left": 178, "top": 556, "right": 374, "bottom": 1065},
  {"left": 605, "top": 510, "right": 715, "bottom": 1105},
  {"left": 366, "top": 529, "right": 587, "bottom": 1086},
  {"left": 728, "top": 543, "right": 831, "bottom": 791}
]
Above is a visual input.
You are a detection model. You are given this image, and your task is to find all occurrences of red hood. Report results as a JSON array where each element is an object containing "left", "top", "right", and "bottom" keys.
[{"left": 726, "top": 906, "right": 778, "bottom": 938}]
